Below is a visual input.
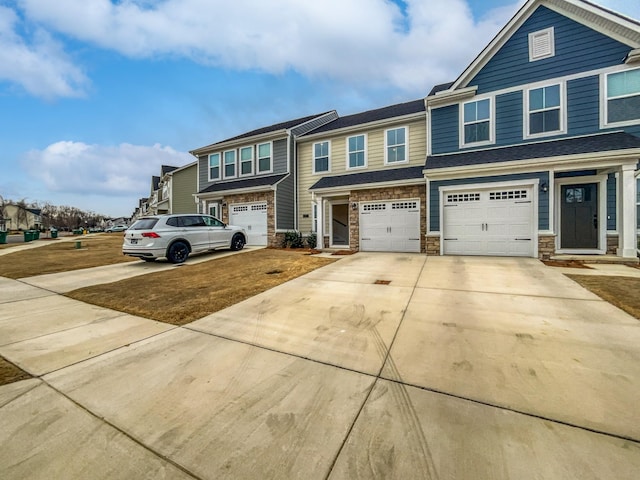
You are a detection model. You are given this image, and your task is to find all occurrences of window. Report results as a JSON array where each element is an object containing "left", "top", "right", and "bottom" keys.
[
  {"left": 224, "top": 150, "right": 236, "bottom": 178},
  {"left": 385, "top": 127, "right": 407, "bottom": 164},
  {"left": 527, "top": 84, "right": 562, "bottom": 136},
  {"left": 529, "top": 27, "right": 554, "bottom": 61},
  {"left": 203, "top": 215, "right": 224, "bottom": 227},
  {"left": 208, "top": 153, "right": 220, "bottom": 180},
  {"left": 208, "top": 203, "right": 220, "bottom": 219},
  {"left": 240, "top": 146, "right": 253, "bottom": 176},
  {"left": 462, "top": 99, "right": 491, "bottom": 145},
  {"left": 347, "top": 134, "right": 366, "bottom": 168},
  {"left": 313, "top": 141, "right": 330, "bottom": 173},
  {"left": 605, "top": 68, "right": 640, "bottom": 125},
  {"left": 257, "top": 142, "right": 271, "bottom": 173}
]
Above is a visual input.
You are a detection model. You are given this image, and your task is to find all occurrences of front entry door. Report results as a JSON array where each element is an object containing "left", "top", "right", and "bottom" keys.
[{"left": 560, "top": 183, "right": 598, "bottom": 249}]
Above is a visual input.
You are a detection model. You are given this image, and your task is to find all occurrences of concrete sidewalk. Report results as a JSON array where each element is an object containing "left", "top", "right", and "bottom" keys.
[{"left": 1, "top": 254, "right": 639, "bottom": 479}]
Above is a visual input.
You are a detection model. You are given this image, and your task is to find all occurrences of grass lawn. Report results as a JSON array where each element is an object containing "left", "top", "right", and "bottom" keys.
[
  {"left": 66, "top": 248, "right": 336, "bottom": 325},
  {"left": 565, "top": 274, "right": 640, "bottom": 320},
  {"left": 0, "top": 234, "right": 136, "bottom": 278}
]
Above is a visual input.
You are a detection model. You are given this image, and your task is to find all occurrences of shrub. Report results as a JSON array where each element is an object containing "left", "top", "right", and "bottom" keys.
[
  {"left": 306, "top": 232, "right": 317, "bottom": 249},
  {"left": 282, "top": 230, "right": 304, "bottom": 248}
]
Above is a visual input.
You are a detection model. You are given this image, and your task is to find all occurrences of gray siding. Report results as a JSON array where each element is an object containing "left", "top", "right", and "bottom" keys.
[
  {"left": 172, "top": 164, "right": 198, "bottom": 214},
  {"left": 273, "top": 138, "right": 288, "bottom": 174},
  {"left": 429, "top": 172, "right": 550, "bottom": 231},
  {"left": 496, "top": 91, "right": 523, "bottom": 146},
  {"left": 431, "top": 104, "right": 459, "bottom": 155},
  {"left": 198, "top": 155, "right": 211, "bottom": 192},
  {"left": 276, "top": 174, "right": 295, "bottom": 230}
]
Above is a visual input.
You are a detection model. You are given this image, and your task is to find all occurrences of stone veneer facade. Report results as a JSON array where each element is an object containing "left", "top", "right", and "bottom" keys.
[
  {"left": 219, "top": 191, "right": 278, "bottom": 247},
  {"left": 348, "top": 184, "right": 427, "bottom": 253}
]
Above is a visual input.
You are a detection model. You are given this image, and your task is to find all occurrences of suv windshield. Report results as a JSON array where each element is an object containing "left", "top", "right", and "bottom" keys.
[{"left": 130, "top": 218, "right": 159, "bottom": 230}]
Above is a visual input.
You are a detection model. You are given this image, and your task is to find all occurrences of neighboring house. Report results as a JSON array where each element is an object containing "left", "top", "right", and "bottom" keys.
[
  {"left": 1, "top": 204, "right": 42, "bottom": 231},
  {"left": 147, "top": 176, "right": 161, "bottom": 215},
  {"left": 131, "top": 197, "right": 149, "bottom": 221},
  {"left": 297, "top": 100, "right": 427, "bottom": 252},
  {"left": 190, "top": 111, "right": 338, "bottom": 246},
  {"left": 424, "top": 0, "right": 640, "bottom": 260},
  {"left": 157, "top": 162, "right": 198, "bottom": 214}
]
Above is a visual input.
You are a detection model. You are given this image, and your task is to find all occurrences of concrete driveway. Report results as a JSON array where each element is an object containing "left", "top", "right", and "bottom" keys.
[{"left": 0, "top": 254, "right": 639, "bottom": 479}]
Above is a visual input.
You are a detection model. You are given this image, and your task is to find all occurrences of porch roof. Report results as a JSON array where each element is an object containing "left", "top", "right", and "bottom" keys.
[
  {"left": 309, "top": 166, "right": 424, "bottom": 190},
  {"left": 197, "top": 174, "right": 287, "bottom": 194},
  {"left": 425, "top": 132, "right": 640, "bottom": 170}
]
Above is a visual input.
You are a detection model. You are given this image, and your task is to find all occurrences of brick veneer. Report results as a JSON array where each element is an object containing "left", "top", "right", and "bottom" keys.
[
  {"left": 349, "top": 184, "right": 427, "bottom": 253},
  {"left": 220, "top": 191, "right": 277, "bottom": 247},
  {"left": 426, "top": 235, "right": 440, "bottom": 256},
  {"left": 606, "top": 234, "right": 618, "bottom": 255},
  {"left": 537, "top": 234, "right": 556, "bottom": 260}
]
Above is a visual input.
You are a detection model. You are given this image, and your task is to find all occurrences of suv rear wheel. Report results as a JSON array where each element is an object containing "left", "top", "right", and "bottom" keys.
[{"left": 167, "top": 241, "right": 189, "bottom": 263}]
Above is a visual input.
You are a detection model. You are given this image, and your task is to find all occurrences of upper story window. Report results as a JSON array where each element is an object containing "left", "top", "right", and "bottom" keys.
[
  {"left": 347, "top": 134, "right": 366, "bottom": 169},
  {"left": 240, "top": 146, "right": 253, "bottom": 176},
  {"left": 313, "top": 141, "right": 330, "bottom": 173},
  {"left": 257, "top": 142, "right": 272, "bottom": 173},
  {"left": 526, "top": 83, "right": 563, "bottom": 137},
  {"left": 529, "top": 27, "right": 555, "bottom": 62},
  {"left": 385, "top": 127, "right": 407, "bottom": 164},
  {"left": 604, "top": 68, "right": 640, "bottom": 125},
  {"left": 462, "top": 98, "right": 492, "bottom": 146},
  {"left": 208, "top": 153, "right": 220, "bottom": 181},
  {"left": 224, "top": 150, "right": 236, "bottom": 178}
]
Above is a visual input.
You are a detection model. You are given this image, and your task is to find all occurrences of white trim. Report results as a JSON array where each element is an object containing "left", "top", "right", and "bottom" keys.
[
  {"left": 384, "top": 125, "right": 409, "bottom": 165},
  {"left": 239, "top": 146, "right": 254, "bottom": 177},
  {"left": 208, "top": 153, "right": 221, "bottom": 182},
  {"left": 312, "top": 140, "right": 331, "bottom": 175},
  {"left": 459, "top": 97, "right": 495, "bottom": 148},
  {"left": 528, "top": 27, "right": 555, "bottom": 62},
  {"left": 329, "top": 200, "right": 350, "bottom": 248},
  {"left": 299, "top": 112, "right": 425, "bottom": 141},
  {"left": 524, "top": 82, "right": 567, "bottom": 139},
  {"left": 554, "top": 174, "right": 607, "bottom": 254},
  {"left": 600, "top": 66, "right": 640, "bottom": 129},
  {"left": 257, "top": 141, "right": 273, "bottom": 174},
  {"left": 346, "top": 133, "right": 367, "bottom": 170}
]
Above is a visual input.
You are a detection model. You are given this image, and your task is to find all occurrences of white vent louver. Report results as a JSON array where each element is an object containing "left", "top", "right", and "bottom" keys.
[{"left": 529, "top": 27, "right": 555, "bottom": 62}]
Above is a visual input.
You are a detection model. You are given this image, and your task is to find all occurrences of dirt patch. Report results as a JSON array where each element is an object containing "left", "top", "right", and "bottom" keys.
[
  {"left": 67, "top": 249, "right": 336, "bottom": 326},
  {"left": 542, "top": 260, "right": 593, "bottom": 269},
  {"left": 0, "top": 356, "right": 31, "bottom": 386},
  {"left": 0, "top": 234, "right": 136, "bottom": 278},
  {"left": 331, "top": 250, "right": 357, "bottom": 256},
  {"left": 566, "top": 274, "right": 640, "bottom": 319}
]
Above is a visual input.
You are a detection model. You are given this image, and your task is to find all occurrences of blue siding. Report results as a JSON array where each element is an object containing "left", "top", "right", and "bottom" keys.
[
  {"left": 496, "top": 91, "right": 523, "bottom": 146},
  {"left": 567, "top": 76, "right": 600, "bottom": 136},
  {"left": 430, "top": 172, "right": 550, "bottom": 231},
  {"left": 607, "top": 173, "right": 616, "bottom": 231},
  {"left": 470, "top": 6, "right": 631, "bottom": 94},
  {"left": 430, "top": 104, "right": 459, "bottom": 154}
]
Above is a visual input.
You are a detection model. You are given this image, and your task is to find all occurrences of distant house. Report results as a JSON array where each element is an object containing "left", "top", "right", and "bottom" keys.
[
  {"left": 157, "top": 162, "right": 198, "bottom": 215},
  {"left": 1, "top": 204, "right": 42, "bottom": 231}
]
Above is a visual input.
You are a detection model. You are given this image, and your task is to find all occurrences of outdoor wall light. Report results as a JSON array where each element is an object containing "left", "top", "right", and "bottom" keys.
[
  {"left": 351, "top": 202, "right": 358, "bottom": 211},
  {"left": 222, "top": 202, "right": 227, "bottom": 207},
  {"left": 540, "top": 183, "right": 548, "bottom": 193}
]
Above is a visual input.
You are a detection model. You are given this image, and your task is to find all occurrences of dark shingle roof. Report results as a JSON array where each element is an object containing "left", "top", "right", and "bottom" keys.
[
  {"left": 198, "top": 174, "right": 288, "bottom": 194},
  {"left": 427, "top": 82, "right": 454, "bottom": 96},
  {"left": 310, "top": 166, "right": 424, "bottom": 190},
  {"left": 161, "top": 165, "right": 178, "bottom": 176},
  {"left": 425, "top": 132, "right": 640, "bottom": 170},
  {"left": 305, "top": 99, "right": 426, "bottom": 136},
  {"left": 151, "top": 176, "right": 160, "bottom": 190}
]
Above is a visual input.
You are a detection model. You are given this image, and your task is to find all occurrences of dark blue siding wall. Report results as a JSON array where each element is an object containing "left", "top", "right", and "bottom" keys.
[
  {"left": 470, "top": 6, "right": 630, "bottom": 94},
  {"left": 496, "top": 91, "right": 523, "bottom": 146},
  {"left": 431, "top": 104, "right": 459, "bottom": 154},
  {"left": 567, "top": 76, "right": 600, "bottom": 136},
  {"left": 429, "top": 172, "right": 550, "bottom": 231},
  {"left": 607, "top": 173, "right": 616, "bottom": 230}
]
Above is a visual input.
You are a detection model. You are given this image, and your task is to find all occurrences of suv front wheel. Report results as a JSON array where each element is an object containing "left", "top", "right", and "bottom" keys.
[
  {"left": 167, "top": 241, "right": 189, "bottom": 263},
  {"left": 230, "top": 234, "right": 245, "bottom": 251}
]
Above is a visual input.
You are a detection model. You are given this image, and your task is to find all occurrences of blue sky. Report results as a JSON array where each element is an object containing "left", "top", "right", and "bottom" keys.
[{"left": 1, "top": 0, "right": 639, "bottom": 217}]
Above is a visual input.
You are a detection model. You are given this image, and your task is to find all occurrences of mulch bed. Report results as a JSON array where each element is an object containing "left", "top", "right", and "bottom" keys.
[{"left": 542, "top": 260, "right": 593, "bottom": 269}]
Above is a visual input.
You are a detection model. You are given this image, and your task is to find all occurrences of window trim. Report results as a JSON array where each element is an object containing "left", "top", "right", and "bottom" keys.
[
  {"left": 528, "top": 27, "right": 555, "bottom": 62},
  {"left": 223, "top": 149, "right": 237, "bottom": 179},
  {"left": 257, "top": 141, "right": 273, "bottom": 174},
  {"left": 601, "top": 66, "right": 640, "bottom": 128},
  {"left": 523, "top": 82, "right": 566, "bottom": 139},
  {"left": 384, "top": 126, "right": 409, "bottom": 165},
  {"left": 208, "top": 153, "right": 221, "bottom": 181},
  {"left": 312, "top": 140, "right": 331, "bottom": 174},
  {"left": 346, "top": 133, "right": 367, "bottom": 170},
  {"left": 459, "top": 97, "right": 494, "bottom": 148},
  {"left": 239, "top": 146, "right": 254, "bottom": 177}
]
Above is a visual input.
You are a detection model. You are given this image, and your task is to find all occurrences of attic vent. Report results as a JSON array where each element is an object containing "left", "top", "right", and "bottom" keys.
[{"left": 529, "top": 27, "right": 555, "bottom": 62}]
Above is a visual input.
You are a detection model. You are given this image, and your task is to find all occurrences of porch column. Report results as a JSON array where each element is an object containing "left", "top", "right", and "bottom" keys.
[
  {"left": 316, "top": 195, "right": 324, "bottom": 249},
  {"left": 618, "top": 164, "right": 637, "bottom": 258}
]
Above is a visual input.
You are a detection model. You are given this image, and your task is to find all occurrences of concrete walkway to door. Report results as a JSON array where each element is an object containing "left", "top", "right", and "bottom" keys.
[{"left": 0, "top": 254, "right": 639, "bottom": 479}]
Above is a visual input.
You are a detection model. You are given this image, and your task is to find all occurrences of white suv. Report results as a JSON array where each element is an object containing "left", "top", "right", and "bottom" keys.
[{"left": 123, "top": 214, "right": 247, "bottom": 263}]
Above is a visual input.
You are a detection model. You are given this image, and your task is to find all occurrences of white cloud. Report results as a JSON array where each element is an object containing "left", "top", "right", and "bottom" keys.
[
  {"left": 0, "top": 6, "right": 87, "bottom": 98},
  {"left": 22, "top": 141, "right": 193, "bottom": 197}
]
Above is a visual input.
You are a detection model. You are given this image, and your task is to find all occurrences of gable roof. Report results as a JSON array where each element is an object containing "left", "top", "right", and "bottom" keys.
[
  {"left": 425, "top": 131, "right": 640, "bottom": 170},
  {"left": 310, "top": 166, "right": 424, "bottom": 191},
  {"left": 151, "top": 176, "right": 160, "bottom": 191},
  {"left": 304, "top": 99, "right": 425, "bottom": 136},
  {"left": 197, "top": 173, "right": 288, "bottom": 194},
  {"left": 447, "top": 0, "right": 640, "bottom": 93},
  {"left": 161, "top": 165, "right": 178, "bottom": 176}
]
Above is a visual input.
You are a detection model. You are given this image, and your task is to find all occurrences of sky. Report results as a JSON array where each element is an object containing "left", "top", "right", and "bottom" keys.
[{"left": 1, "top": 0, "right": 639, "bottom": 218}]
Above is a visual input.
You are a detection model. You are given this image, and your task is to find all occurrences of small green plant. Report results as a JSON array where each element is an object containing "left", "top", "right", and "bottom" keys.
[
  {"left": 306, "top": 232, "right": 317, "bottom": 249},
  {"left": 282, "top": 230, "right": 304, "bottom": 248}
]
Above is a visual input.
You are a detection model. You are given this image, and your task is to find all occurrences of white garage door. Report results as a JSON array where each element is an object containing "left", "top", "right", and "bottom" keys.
[
  {"left": 229, "top": 203, "right": 268, "bottom": 246},
  {"left": 442, "top": 187, "right": 535, "bottom": 257},
  {"left": 360, "top": 200, "right": 421, "bottom": 253}
]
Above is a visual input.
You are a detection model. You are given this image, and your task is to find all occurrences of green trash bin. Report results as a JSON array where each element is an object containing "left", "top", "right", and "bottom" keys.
[
  {"left": 23, "top": 231, "right": 33, "bottom": 242},
  {"left": 51, "top": 229, "right": 58, "bottom": 239},
  {"left": 0, "top": 231, "right": 7, "bottom": 244},
  {"left": 33, "top": 230, "right": 40, "bottom": 240}
]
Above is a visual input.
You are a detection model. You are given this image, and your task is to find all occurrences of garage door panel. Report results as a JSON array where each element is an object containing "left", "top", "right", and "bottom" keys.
[
  {"left": 230, "top": 203, "right": 268, "bottom": 246},
  {"left": 360, "top": 200, "right": 420, "bottom": 253}
]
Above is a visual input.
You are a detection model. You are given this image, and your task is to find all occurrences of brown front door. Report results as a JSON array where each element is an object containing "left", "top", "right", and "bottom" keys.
[{"left": 560, "top": 183, "right": 598, "bottom": 249}]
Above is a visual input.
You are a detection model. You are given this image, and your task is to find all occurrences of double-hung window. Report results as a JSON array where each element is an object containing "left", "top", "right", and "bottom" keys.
[
  {"left": 527, "top": 84, "right": 562, "bottom": 136},
  {"left": 224, "top": 150, "right": 236, "bottom": 178},
  {"left": 385, "top": 127, "right": 407, "bottom": 164},
  {"left": 208, "top": 153, "right": 220, "bottom": 181},
  {"left": 313, "top": 141, "right": 330, "bottom": 173},
  {"left": 240, "top": 146, "right": 253, "bottom": 176},
  {"left": 462, "top": 98, "right": 491, "bottom": 146},
  {"left": 257, "top": 142, "right": 271, "bottom": 173},
  {"left": 347, "top": 134, "right": 366, "bottom": 169},
  {"left": 605, "top": 68, "right": 640, "bottom": 125}
]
